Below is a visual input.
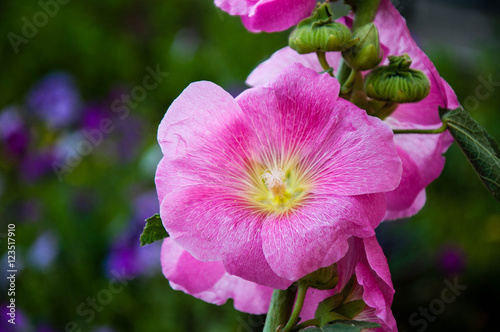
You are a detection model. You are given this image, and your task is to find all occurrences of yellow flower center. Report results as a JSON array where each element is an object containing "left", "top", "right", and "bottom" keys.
[{"left": 244, "top": 159, "right": 310, "bottom": 214}]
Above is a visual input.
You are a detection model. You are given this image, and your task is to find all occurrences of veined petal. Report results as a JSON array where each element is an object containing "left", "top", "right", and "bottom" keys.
[
  {"left": 261, "top": 194, "right": 385, "bottom": 281},
  {"left": 239, "top": 64, "right": 402, "bottom": 197},
  {"left": 246, "top": 47, "right": 342, "bottom": 87},
  {"left": 161, "top": 238, "right": 273, "bottom": 314}
]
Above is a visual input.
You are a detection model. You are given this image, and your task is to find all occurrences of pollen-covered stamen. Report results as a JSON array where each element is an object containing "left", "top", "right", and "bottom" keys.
[{"left": 260, "top": 168, "right": 286, "bottom": 198}]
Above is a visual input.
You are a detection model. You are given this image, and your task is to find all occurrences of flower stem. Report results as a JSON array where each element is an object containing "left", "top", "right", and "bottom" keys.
[
  {"left": 337, "top": 0, "right": 381, "bottom": 87},
  {"left": 263, "top": 287, "right": 297, "bottom": 332},
  {"left": 351, "top": 0, "right": 382, "bottom": 31},
  {"left": 340, "top": 69, "right": 358, "bottom": 94},
  {"left": 282, "top": 282, "right": 309, "bottom": 332},
  {"left": 393, "top": 122, "right": 448, "bottom": 134},
  {"left": 317, "top": 51, "right": 334, "bottom": 77},
  {"left": 372, "top": 102, "right": 398, "bottom": 120}
]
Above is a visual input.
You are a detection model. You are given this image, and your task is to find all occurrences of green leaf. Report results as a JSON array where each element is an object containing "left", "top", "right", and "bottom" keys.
[
  {"left": 140, "top": 213, "right": 168, "bottom": 246},
  {"left": 315, "top": 293, "right": 346, "bottom": 326},
  {"left": 300, "top": 320, "right": 381, "bottom": 331},
  {"left": 443, "top": 106, "right": 500, "bottom": 201}
]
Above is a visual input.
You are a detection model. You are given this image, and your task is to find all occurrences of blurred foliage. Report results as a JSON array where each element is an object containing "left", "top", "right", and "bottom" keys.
[{"left": 0, "top": 0, "right": 499, "bottom": 331}]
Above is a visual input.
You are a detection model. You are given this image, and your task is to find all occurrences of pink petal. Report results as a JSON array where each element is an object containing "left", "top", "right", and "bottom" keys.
[
  {"left": 261, "top": 194, "right": 385, "bottom": 281},
  {"left": 218, "top": 0, "right": 317, "bottom": 33},
  {"left": 155, "top": 81, "right": 245, "bottom": 203},
  {"left": 160, "top": 186, "right": 292, "bottom": 289},
  {"left": 246, "top": 47, "right": 342, "bottom": 87},
  {"left": 214, "top": 0, "right": 255, "bottom": 16},
  {"left": 239, "top": 64, "right": 402, "bottom": 197},
  {"left": 161, "top": 238, "right": 273, "bottom": 314}
]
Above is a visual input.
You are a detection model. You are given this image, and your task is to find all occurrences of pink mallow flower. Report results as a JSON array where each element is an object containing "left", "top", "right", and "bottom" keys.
[
  {"left": 161, "top": 236, "right": 396, "bottom": 331},
  {"left": 155, "top": 63, "right": 402, "bottom": 288},
  {"left": 215, "top": 0, "right": 316, "bottom": 33},
  {"left": 246, "top": 0, "right": 460, "bottom": 220}
]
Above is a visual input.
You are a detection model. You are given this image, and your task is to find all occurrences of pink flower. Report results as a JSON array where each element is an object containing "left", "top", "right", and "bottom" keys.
[
  {"left": 155, "top": 64, "right": 402, "bottom": 288},
  {"left": 246, "top": 0, "right": 460, "bottom": 220},
  {"left": 161, "top": 236, "right": 397, "bottom": 332},
  {"left": 299, "top": 237, "right": 397, "bottom": 332},
  {"left": 161, "top": 237, "right": 273, "bottom": 314},
  {"left": 215, "top": 0, "right": 316, "bottom": 33}
]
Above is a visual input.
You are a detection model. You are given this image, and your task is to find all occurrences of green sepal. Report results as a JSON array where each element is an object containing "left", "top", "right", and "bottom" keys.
[
  {"left": 315, "top": 293, "right": 346, "bottom": 326},
  {"left": 140, "top": 213, "right": 169, "bottom": 246},
  {"left": 442, "top": 106, "right": 500, "bottom": 201},
  {"left": 302, "top": 264, "right": 339, "bottom": 290},
  {"left": 299, "top": 320, "right": 381, "bottom": 331},
  {"left": 332, "top": 300, "right": 366, "bottom": 320}
]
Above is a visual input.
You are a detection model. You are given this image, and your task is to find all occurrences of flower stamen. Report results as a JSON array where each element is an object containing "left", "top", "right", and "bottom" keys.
[{"left": 260, "top": 168, "right": 286, "bottom": 198}]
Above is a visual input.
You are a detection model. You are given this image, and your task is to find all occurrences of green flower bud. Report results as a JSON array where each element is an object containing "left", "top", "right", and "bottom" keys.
[
  {"left": 342, "top": 23, "right": 382, "bottom": 71},
  {"left": 364, "top": 54, "right": 431, "bottom": 103},
  {"left": 289, "top": 3, "right": 357, "bottom": 54},
  {"left": 301, "top": 264, "right": 339, "bottom": 290}
]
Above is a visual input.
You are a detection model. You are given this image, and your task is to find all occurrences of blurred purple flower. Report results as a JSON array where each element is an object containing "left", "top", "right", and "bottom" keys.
[
  {"left": 106, "top": 190, "right": 161, "bottom": 277},
  {"left": 0, "top": 106, "right": 30, "bottom": 158},
  {"left": 438, "top": 244, "right": 466, "bottom": 276},
  {"left": 27, "top": 231, "right": 59, "bottom": 271},
  {"left": 106, "top": 227, "right": 161, "bottom": 278},
  {"left": 1, "top": 305, "right": 30, "bottom": 330},
  {"left": 107, "top": 239, "right": 161, "bottom": 277},
  {"left": 20, "top": 148, "right": 57, "bottom": 182},
  {"left": 81, "top": 102, "right": 110, "bottom": 132},
  {"left": 133, "top": 190, "right": 159, "bottom": 225},
  {"left": 27, "top": 72, "right": 81, "bottom": 128},
  {"left": 114, "top": 114, "right": 144, "bottom": 161}
]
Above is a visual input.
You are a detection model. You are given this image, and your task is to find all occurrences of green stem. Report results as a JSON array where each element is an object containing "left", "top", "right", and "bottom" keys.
[
  {"left": 337, "top": 0, "right": 381, "bottom": 87},
  {"left": 351, "top": 0, "right": 382, "bottom": 31},
  {"left": 316, "top": 51, "right": 334, "bottom": 77},
  {"left": 372, "top": 102, "right": 398, "bottom": 120},
  {"left": 263, "top": 287, "right": 297, "bottom": 332},
  {"left": 393, "top": 122, "right": 448, "bottom": 134},
  {"left": 291, "top": 318, "right": 319, "bottom": 332},
  {"left": 340, "top": 69, "right": 358, "bottom": 94},
  {"left": 282, "top": 282, "right": 309, "bottom": 332}
]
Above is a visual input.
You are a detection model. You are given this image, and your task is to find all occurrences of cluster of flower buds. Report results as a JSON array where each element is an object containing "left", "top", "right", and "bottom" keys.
[{"left": 288, "top": 2, "right": 430, "bottom": 106}]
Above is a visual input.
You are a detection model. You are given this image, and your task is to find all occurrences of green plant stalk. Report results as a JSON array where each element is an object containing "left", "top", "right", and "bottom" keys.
[
  {"left": 341, "top": 68, "right": 358, "bottom": 94},
  {"left": 373, "top": 102, "right": 397, "bottom": 119},
  {"left": 337, "top": 0, "right": 382, "bottom": 86},
  {"left": 263, "top": 287, "right": 297, "bottom": 332},
  {"left": 393, "top": 122, "right": 448, "bottom": 134},
  {"left": 351, "top": 0, "right": 382, "bottom": 31},
  {"left": 317, "top": 51, "right": 334, "bottom": 77},
  {"left": 282, "top": 282, "right": 309, "bottom": 332}
]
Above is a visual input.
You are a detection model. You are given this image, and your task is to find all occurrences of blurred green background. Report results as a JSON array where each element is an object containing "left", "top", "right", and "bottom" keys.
[{"left": 0, "top": 0, "right": 499, "bottom": 331}]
